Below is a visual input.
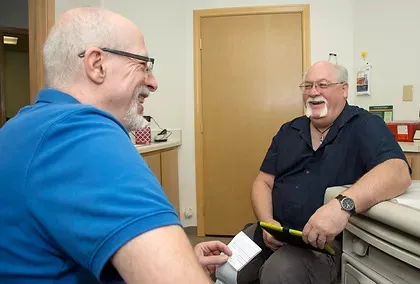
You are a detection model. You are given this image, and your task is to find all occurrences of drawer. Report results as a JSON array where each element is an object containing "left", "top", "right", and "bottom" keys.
[{"left": 344, "top": 263, "right": 376, "bottom": 284}]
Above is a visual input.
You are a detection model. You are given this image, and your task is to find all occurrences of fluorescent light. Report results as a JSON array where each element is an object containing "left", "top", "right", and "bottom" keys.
[{"left": 3, "top": 36, "right": 18, "bottom": 45}]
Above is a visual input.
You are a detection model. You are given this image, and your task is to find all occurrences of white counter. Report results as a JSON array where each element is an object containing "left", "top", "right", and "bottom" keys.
[
  {"left": 398, "top": 141, "right": 420, "bottom": 153},
  {"left": 132, "top": 129, "right": 182, "bottom": 154}
]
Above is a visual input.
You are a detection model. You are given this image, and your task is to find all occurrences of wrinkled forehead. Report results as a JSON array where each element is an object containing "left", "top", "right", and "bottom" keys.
[{"left": 305, "top": 65, "right": 337, "bottom": 82}]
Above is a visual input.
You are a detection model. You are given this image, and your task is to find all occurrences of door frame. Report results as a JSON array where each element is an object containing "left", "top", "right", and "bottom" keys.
[
  {"left": 0, "top": 26, "right": 29, "bottom": 125},
  {"left": 0, "top": 0, "right": 54, "bottom": 127},
  {"left": 28, "top": 0, "right": 55, "bottom": 105},
  {"left": 193, "top": 5, "right": 311, "bottom": 236}
]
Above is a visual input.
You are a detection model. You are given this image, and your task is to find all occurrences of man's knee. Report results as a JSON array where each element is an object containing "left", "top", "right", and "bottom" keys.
[
  {"left": 237, "top": 254, "right": 265, "bottom": 284},
  {"left": 242, "top": 222, "right": 258, "bottom": 238},
  {"left": 259, "top": 254, "right": 307, "bottom": 284},
  {"left": 259, "top": 245, "right": 336, "bottom": 284},
  {"left": 259, "top": 246, "right": 313, "bottom": 284}
]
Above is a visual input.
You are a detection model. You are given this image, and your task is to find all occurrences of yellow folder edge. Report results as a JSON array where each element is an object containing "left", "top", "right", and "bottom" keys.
[{"left": 259, "top": 221, "right": 335, "bottom": 255}]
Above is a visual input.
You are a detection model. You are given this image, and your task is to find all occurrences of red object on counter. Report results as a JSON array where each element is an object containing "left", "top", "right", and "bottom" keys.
[
  {"left": 134, "top": 127, "right": 151, "bottom": 145},
  {"left": 386, "top": 121, "right": 420, "bottom": 142}
]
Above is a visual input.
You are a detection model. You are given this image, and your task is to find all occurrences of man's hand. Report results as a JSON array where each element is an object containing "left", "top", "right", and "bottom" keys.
[
  {"left": 302, "top": 199, "right": 350, "bottom": 249},
  {"left": 262, "top": 219, "right": 285, "bottom": 251},
  {"left": 194, "top": 241, "right": 232, "bottom": 274}
]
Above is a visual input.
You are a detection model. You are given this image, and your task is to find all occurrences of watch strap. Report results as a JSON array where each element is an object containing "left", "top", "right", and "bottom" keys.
[{"left": 335, "top": 194, "right": 356, "bottom": 216}]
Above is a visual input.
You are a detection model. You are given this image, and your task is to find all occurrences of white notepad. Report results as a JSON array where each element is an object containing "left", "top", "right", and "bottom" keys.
[{"left": 215, "top": 231, "right": 262, "bottom": 284}]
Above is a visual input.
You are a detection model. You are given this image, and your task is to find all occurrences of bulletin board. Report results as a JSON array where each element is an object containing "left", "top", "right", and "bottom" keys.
[{"left": 369, "top": 105, "right": 393, "bottom": 122}]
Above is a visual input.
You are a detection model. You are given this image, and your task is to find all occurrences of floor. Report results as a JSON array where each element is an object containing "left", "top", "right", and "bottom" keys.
[{"left": 185, "top": 226, "right": 233, "bottom": 247}]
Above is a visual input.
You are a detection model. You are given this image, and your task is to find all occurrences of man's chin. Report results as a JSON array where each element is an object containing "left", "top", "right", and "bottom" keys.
[
  {"left": 311, "top": 113, "right": 328, "bottom": 119},
  {"left": 306, "top": 106, "right": 328, "bottom": 118},
  {"left": 124, "top": 116, "right": 149, "bottom": 132}
]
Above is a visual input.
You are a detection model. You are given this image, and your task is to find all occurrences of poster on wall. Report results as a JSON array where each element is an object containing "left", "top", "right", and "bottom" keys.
[
  {"left": 357, "top": 64, "right": 372, "bottom": 96},
  {"left": 369, "top": 105, "right": 393, "bottom": 122}
]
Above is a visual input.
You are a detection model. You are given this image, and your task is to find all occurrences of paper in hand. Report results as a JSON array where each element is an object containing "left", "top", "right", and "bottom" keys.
[{"left": 215, "top": 231, "right": 262, "bottom": 284}]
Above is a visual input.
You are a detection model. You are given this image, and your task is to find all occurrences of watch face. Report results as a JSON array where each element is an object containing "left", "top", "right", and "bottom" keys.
[{"left": 341, "top": 197, "right": 355, "bottom": 211}]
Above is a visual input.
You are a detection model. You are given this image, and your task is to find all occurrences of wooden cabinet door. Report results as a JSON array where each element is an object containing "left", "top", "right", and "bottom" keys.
[
  {"left": 142, "top": 152, "right": 162, "bottom": 184},
  {"left": 161, "top": 148, "right": 180, "bottom": 216},
  {"left": 405, "top": 153, "right": 420, "bottom": 180}
]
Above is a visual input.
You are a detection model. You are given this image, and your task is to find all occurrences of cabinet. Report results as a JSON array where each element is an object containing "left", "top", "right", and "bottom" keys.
[
  {"left": 325, "top": 185, "right": 420, "bottom": 284},
  {"left": 404, "top": 152, "right": 420, "bottom": 179},
  {"left": 142, "top": 148, "right": 180, "bottom": 216}
]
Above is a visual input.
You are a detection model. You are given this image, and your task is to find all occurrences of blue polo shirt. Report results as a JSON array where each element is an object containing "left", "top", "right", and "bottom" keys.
[
  {"left": 261, "top": 103, "right": 409, "bottom": 231},
  {"left": 0, "top": 89, "right": 181, "bottom": 283}
]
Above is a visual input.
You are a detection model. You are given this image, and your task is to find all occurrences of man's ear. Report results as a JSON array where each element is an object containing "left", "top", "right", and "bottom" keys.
[
  {"left": 342, "top": 83, "right": 349, "bottom": 99},
  {"left": 82, "top": 47, "right": 106, "bottom": 84}
]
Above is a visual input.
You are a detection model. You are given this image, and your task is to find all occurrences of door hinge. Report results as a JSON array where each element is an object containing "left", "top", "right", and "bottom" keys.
[{"left": 199, "top": 38, "right": 202, "bottom": 50}]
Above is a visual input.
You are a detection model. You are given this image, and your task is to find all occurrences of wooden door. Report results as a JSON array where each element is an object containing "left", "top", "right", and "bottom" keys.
[
  {"left": 200, "top": 12, "right": 305, "bottom": 235},
  {"left": 0, "top": 32, "right": 5, "bottom": 126}
]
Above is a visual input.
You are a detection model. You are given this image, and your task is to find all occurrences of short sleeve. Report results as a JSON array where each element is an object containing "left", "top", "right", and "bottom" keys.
[
  {"left": 26, "top": 108, "right": 181, "bottom": 281},
  {"left": 356, "top": 114, "right": 410, "bottom": 172},
  {"left": 260, "top": 127, "right": 284, "bottom": 175}
]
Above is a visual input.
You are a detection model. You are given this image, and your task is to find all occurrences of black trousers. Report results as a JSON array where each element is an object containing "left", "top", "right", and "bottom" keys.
[{"left": 237, "top": 223, "right": 342, "bottom": 284}]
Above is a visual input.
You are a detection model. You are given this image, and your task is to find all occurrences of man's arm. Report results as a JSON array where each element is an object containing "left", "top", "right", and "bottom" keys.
[
  {"left": 251, "top": 171, "right": 275, "bottom": 222},
  {"left": 303, "top": 158, "right": 410, "bottom": 249},
  {"left": 251, "top": 171, "right": 284, "bottom": 250},
  {"left": 340, "top": 158, "right": 411, "bottom": 213},
  {"left": 112, "top": 225, "right": 212, "bottom": 284},
  {"left": 303, "top": 114, "right": 412, "bottom": 249}
]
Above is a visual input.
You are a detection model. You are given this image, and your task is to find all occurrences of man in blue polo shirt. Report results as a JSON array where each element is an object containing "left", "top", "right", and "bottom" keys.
[
  {"left": 0, "top": 7, "right": 230, "bottom": 284},
  {"left": 237, "top": 61, "right": 411, "bottom": 284}
]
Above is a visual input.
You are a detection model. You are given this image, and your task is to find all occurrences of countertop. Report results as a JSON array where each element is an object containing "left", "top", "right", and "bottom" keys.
[
  {"left": 324, "top": 181, "right": 420, "bottom": 239},
  {"left": 398, "top": 141, "right": 420, "bottom": 153},
  {"left": 131, "top": 129, "right": 182, "bottom": 154}
]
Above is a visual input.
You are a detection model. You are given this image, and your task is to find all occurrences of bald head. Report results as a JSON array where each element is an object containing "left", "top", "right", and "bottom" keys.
[
  {"left": 43, "top": 7, "right": 144, "bottom": 89},
  {"left": 304, "top": 61, "right": 348, "bottom": 84}
]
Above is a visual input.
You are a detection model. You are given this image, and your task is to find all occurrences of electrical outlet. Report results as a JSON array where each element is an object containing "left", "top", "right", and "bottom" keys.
[{"left": 184, "top": 208, "right": 193, "bottom": 219}]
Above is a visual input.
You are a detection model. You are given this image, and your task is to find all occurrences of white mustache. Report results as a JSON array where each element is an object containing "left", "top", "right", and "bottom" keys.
[
  {"left": 306, "top": 96, "right": 326, "bottom": 103},
  {"left": 137, "top": 87, "right": 150, "bottom": 98}
]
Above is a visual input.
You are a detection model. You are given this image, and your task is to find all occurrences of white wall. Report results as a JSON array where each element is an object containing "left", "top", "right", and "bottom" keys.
[
  {"left": 55, "top": 0, "right": 102, "bottom": 19},
  {"left": 352, "top": 0, "right": 420, "bottom": 120},
  {"left": 99, "top": 0, "right": 354, "bottom": 227}
]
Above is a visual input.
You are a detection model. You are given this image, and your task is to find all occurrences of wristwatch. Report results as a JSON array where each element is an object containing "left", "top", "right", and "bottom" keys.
[{"left": 335, "top": 194, "right": 356, "bottom": 216}]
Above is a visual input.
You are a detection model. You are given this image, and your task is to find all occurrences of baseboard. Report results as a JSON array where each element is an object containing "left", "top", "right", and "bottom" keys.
[{"left": 183, "top": 226, "right": 197, "bottom": 236}]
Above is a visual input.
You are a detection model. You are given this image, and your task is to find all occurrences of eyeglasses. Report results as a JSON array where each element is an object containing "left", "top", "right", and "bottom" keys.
[
  {"left": 299, "top": 81, "right": 345, "bottom": 92},
  {"left": 78, "top": 47, "right": 155, "bottom": 75}
]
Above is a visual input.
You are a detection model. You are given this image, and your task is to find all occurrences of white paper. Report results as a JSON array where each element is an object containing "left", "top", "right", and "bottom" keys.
[
  {"left": 215, "top": 231, "right": 262, "bottom": 284},
  {"left": 227, "top": 231, "right": 262, "bottom": 271}
]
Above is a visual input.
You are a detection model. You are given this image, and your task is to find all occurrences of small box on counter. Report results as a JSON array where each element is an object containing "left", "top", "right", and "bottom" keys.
[
  {"left": 386, "top": 121, "right": 420, "bottom": 142},
  {"left": 133, "top": 127, "right": 151, "bottom": 145}
]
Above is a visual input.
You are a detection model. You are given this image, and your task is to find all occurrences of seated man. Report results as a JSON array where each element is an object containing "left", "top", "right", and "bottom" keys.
[
  {"left": 0, "top": 7, "right": 230, "bottom": 284},
  {"left": 237, "top": 61, "right": 411, "bottom": 284}
]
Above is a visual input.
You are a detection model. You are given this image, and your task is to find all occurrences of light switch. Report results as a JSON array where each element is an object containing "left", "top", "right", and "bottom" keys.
[{"left": 403, "top": 85, "right": 414, "bottom": 101}]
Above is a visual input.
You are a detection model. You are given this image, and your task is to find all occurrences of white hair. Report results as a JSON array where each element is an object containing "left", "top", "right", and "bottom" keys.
[
  {"left": 43, "top": 8, "right": 122, "bottom": 89},
  {"left": 302, "top": 63, "right": 348, "bottom": 83},
  {"left": 334, "top": 64, "right": 348, "bottom": 83}
]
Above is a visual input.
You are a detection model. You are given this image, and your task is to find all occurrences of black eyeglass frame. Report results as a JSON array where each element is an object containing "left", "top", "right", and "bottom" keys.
[
  {"left": 78, "top": 47, "right": 154, "bottom": 72},
  {"left": 299, "top": 81, "right": 346, "bottom": 92}
]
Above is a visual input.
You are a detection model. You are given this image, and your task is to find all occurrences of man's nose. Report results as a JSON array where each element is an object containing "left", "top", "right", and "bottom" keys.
[
  {"left": 145, "top": 74, "right": 158, "bottom": 92},
  {"left": 307, "top": 85, "right": 320, "bottom": 96}
]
